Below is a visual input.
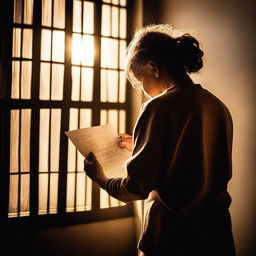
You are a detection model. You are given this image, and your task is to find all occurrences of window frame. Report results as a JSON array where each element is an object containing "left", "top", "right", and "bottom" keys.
[{"left": 0, "top": 0, "right": 134, "bottom": 228}]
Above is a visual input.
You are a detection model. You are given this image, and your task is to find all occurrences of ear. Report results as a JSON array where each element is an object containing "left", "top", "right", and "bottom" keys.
[{"left": 147, "top": 61, "right": 159, "bottom": 79}]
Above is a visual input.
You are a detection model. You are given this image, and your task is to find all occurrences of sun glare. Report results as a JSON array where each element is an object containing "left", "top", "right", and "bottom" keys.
[{"left": 72, "top": 34, "right": 94, "bottom": 66}]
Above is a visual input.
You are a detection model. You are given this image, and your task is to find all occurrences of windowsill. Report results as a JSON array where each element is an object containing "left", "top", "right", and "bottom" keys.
[{"left": 1, "top": 203, "right": 134, "bottom": 231}]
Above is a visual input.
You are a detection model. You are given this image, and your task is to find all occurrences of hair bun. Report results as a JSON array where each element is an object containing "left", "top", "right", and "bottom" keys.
[{"left": 176, "top": 33, "right": 204, "bottom": 73}]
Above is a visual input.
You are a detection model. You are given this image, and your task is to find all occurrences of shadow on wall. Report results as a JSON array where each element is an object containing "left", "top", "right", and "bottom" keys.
[
  {"left": 160, "top": 0, "right": 256, "bottom": 255},
  {"left": 2, "top": 217, "right": 138, "bottom": 256}
]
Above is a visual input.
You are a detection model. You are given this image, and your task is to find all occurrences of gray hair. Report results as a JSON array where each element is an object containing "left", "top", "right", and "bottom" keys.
[{"left": 125, "top": 24, "right": 204, "bottom": 89}]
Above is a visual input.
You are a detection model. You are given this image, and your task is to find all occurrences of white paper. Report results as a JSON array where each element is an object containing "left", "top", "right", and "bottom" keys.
[{"left": 65, "top": 124, "right": 131, "bottom": 178}]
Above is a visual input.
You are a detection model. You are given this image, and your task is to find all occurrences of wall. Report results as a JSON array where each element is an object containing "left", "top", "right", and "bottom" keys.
[
  {"left": 160, "top": 0, "right": 256, "bottom": 255},
  {"left": 3, "top": 217, "right": 137, "bottom": 256},
  {"left": 129, "top": 0, "right": 144, "bottom": 130}
]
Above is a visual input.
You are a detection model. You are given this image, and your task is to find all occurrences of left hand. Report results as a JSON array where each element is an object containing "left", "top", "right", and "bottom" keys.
[
  {"left": 84, "top": 152, "right": 108, "bottom": 187},
  {"left": 118, "top": 133, "right": 133, "bottom": 151}
]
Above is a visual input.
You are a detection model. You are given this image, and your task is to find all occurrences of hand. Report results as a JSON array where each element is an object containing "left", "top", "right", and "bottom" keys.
[
  {"left": 84, "top": 152, "right": 108, "bottom": 187},
  {"left": 118, "top": 133, "right": 133, "bottom": 152}
]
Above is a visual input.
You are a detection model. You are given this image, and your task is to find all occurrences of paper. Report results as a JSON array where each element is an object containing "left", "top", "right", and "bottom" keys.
[{"left": 65, "top": 124, "right": 131, "bottom": 178}]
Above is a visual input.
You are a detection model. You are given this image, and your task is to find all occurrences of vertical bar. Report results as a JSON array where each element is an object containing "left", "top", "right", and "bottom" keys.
[
  {"left": 17, "top": 110, "right": 21, "bottom": 216},
  {"left": 0, "top": 110, "right": 11, "bottom": 219},
  {"left": 125, "top": 0, "right": 132, "bottom": 134},
  {"left": 91, "top": 0, "right": 102, "bottom": 211},
  {"left": 74, "top": 109, "right": 80, "bottom": 211},
  {"left": 116, "top": 6, "right": 121, "bottom": 133},
  {"left": 0, "top": 0, "right": 3, "bottom": 99},
  {"left": 79, "top": 67, "right": 82, "bottom": 103},
  {"left": 92, "top": 1, "right": 101, "bottom": 109},
  {"left": 117, "top": 6, "right": 120, "bottom": 104},
  {"left": 81, "top": 0, "right": 84, "bottom": 33},
  {"left": 0, "top": 0, "right": 13, "bottom": 219},
  {"left": 78, "top": 0, "right": 83, "bottom": 103},
  {"left": 47, "top": 109, "right": 52, "bottom": 213},
  {"left": 110, "top": 3, "right": 112, "bottom": 36},
  {"left": 49, "top": 0, "right": 54, "bottom": 102},
  {"left": 49, "top": 0, "right": 54, "bottom": 99},
  {"left": 58, "top": 0, "right": 72, "bottom": 214},
  {"left": 18, "top": 1, "right": 24, "bottom": 99},
  {"left": 30, "top": 0, "right": 41, "bottom": 216}
]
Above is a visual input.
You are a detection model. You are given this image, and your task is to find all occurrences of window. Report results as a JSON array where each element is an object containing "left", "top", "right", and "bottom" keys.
[{"left": 0, "top": 0, "right": 133, "bottom": 223}]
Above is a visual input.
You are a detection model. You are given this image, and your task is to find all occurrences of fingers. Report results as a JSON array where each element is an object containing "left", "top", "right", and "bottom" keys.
[
  {"left": 84, "top": 152, "right": 96, "bottom": 165},
  {"left": 87, "top": 152, "right": 96, "bottom": 162},
  {"left": 84, "top": 158, "right": 90, "bottom": 164},
  {"left": 117, "top": 136, "right": 133, "bottom": 151},
  {"left": 84, "top": 153, "right": 96, "bottom": 173},
  {"left": 84, "top": 158, "right": 92, "bottom": 171},
  {"left": 118, "top": 140, "right": 126, "bottom": 148},
  {"left": 118, "top": 137, "right": 131, "bottom": 148},
  {"left": 83, "top": 153, "right": 105, "bottom": 183},
  {"left": 118, "top": 133, "right": 132, "bottom": 140}
]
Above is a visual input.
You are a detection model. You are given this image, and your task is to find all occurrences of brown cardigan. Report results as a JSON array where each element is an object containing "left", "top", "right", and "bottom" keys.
[{"left": 104, "top": 84, "right": 235, "bottom": 255}]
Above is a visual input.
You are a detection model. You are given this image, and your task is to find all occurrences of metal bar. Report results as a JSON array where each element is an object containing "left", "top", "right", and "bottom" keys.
[
  {"left": 16, "top": 0, "right": 24, "bottom": 219},
  {"left": 92, "top": 1, "right": 101, "bottom": 107},
  {"left": 100, "top": 1, "right": 125, "bottom": 8},
  {"left": 12, "top": 58, "right": 125, "bottom": 70},
  {"left": 125, "top": 0, "right": 133, "bottom": 134},
  {"left": 0, "top": 110, "right": 11, "bottom": 219},
  {"left": 47, "top": 109, "right": 52, "bottom": 214},
  {"left": 0, "top": 0, "right": 4, "bottom": 99},
  {"left": 30, "top": 0, "right": 42, "bottom": 217},
  {"left": 91, "top": 0, "right": 102, "bottom": 210},
  {"left": 17, "top": 110, "right": 21, "bottom": 217},
  {"left": 116, "top": 7, "right": 121, "bottom": 134},
  {"left": 0, "top": 0, "right": 14, "bottom": 220},
  {"left": 50, "top": 0, "right": 54, "bottom": 99},
  {"left": 58, "top": 0, "right": 73, "bottom": 214},
  {"left": 110, "top": 2, "right": 113, "bottom": 36},
  {"left": 19, "top": 0, "right": 24, "bottom": 99},
  {"left": 0, "top": 99, "right": 129, "bottom": 109},
  {"left": 74, "top": 108, "right": 80, "bottom": 211}
]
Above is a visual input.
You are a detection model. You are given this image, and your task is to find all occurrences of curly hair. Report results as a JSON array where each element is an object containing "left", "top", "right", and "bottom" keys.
[{"left": 125, "top": 24, "right": 204, "bottom": 89}]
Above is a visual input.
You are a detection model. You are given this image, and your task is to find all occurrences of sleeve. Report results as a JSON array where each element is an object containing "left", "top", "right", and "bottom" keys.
[{"left": 105, "top": 102, "right": 168, "bottom": 202}]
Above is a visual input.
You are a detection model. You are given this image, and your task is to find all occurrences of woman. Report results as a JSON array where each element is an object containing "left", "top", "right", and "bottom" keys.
[{"left": 84, "top": 24, "right": 236, "bottom": 256}]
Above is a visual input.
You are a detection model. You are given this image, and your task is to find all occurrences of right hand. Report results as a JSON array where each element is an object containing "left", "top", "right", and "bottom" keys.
[
  {"left": 118, "top": 133, "right": 133, "bottom": 152},
  {"left": 84, "top": 152, "right": 108, "bottom": 187}
]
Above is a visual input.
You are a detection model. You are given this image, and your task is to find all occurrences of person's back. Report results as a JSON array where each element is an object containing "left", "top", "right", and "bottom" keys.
[
  {"left": 151, "top": 83, "right": 233, "bottom": 212},
  {"left": 135, "top": 83, "right": 235, "bottom": 255}
]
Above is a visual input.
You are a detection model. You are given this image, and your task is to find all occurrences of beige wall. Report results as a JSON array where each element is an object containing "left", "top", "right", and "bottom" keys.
[
  {"left": 160, "top": 0, "right": 256, "bottom": 255},
  {"left": 34, "top": 217, "right": 137, "bottom": 256},
  {"left": 129, "top": 0, "right": 144, "bottom": 130},
  {"left": 4, "top": 217, "right": 137, "bottom": 256}
]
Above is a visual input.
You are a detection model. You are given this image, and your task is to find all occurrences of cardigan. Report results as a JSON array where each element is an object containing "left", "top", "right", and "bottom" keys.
[{"left": 104, "top": 84, "right": 235, "bottom": 255}]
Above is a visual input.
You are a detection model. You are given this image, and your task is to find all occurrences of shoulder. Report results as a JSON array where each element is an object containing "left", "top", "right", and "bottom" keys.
[
  {"left": 133, "top": 95, "right": 168, "bottom": 136},
  {"left": 198, "top": 88, "right": 232, "bottom": 118},
  {"left": 138, "top": 84, "right": 232, "bottom": 122},
  {"left": 139, "top": 96, "right": 167, "bottom": 121},
  {"left": 189, "top": 86, "right": 233, "bottom": 127}
]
